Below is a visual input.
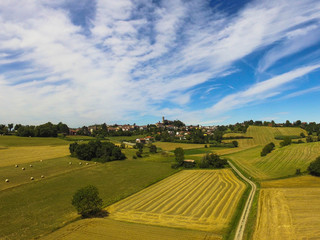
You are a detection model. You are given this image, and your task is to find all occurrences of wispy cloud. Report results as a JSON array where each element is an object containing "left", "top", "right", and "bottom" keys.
[
  {"left": 0, "top": 0, "right": 319, "bottom": 126},
  {"left": 207, "top": 64, "right": 320, "bottom": 115}
]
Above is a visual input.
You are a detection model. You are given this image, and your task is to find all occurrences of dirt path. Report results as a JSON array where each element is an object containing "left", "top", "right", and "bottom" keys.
[{"left": 228, "top": 161, "right": 256, "bottom": 240}]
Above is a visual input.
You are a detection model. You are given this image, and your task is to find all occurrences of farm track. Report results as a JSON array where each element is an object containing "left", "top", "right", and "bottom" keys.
[
  {"left": 228, "top": 161, "right": 256, "bottom": 240},
  {"left": 107, "top": 169, "right": 246, "bottom": 233}
]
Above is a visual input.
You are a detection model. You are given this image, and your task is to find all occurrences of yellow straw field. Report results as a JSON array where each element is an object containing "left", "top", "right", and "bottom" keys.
[
  {"left": 0, "top": 145, "right": 69, "bottom": 167},
  {"left": 254, "top": 176, "right": 320, "bottom": 239},
  {"left": 41, "top": 218, "right": 222, "bottom": 240},
  {"left": 107, "top": 169, "right": 246, "bottom": 233}
]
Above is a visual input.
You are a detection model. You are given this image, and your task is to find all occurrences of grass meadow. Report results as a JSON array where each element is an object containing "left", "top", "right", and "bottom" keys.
[{"left": 0, "top": 148, "right": 177, "bottom": 239}]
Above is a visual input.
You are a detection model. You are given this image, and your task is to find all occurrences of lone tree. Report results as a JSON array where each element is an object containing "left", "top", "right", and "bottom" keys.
[
  {"left": 174, "top": 147, "right": 184, "bottom": 165},
  {"left": 72, "top": 185, "right": 103, "bottom": 218},
  {"left": 308, "top": 156, "right": 320, "bottom": 176}
]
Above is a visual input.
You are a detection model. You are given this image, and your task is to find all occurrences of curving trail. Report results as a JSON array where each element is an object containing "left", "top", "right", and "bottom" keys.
[{"left": 228, "top": 161, "right": 256, "bottom": 240}]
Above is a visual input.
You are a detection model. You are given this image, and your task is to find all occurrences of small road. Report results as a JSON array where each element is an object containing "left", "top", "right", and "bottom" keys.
[{"left": 228, "top": 161, "right": 257, "bottom": 240}]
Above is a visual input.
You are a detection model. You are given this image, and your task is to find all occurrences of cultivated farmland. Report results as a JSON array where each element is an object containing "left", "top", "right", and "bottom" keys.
[
  {"left": 108, "top": 169, "right": 246, "bottom": 234},
  {"left": 226, "top": 142, "right": 320, "bottom": 180},
  {"left": 254, "top": 176, "right": 320, "bottom": 239},
  {"left": 223, "top": 126, "right": 307, "bottom": 148}
]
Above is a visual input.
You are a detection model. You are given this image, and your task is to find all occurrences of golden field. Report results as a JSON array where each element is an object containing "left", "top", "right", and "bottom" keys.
[
  {"left": 254, "top": 176, "right": 320, "bottom": 240},
  {"left": 41, "top": 218, "right": 222, "bottom": 240},
  {"left": 107, "top": 169, "right": 246, "bottom": 234}
]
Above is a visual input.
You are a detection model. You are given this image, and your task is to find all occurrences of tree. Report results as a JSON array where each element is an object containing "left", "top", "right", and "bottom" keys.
[
  {"left": 149, "top": 144, "right": 157, "bottom": 153},
  {"left": 174, "top": 147, "right": 184, "bottom": 165},
  {"left": 300, "top": 132, "right": 305, "bottom": 138},
  {"left": 306, "top": 136, "right": 313, "bottom": 143},
  {"left": 72, "top": 185, "right": 103, "bottom": 218},
  {"left": 261, "top": 142, "right": 275, "bottom": 156},
  {"left": 280, "top": 137, "right": 291, "bottom": 147},
  {"left": 308, "top": 157, "right": 320, "bottom": 176},
  {"left": 232, "top": 141, "right": 238, "bottom": 147},
  {"left": 8, "top": 123, "right": 13, "bottom": 131}
]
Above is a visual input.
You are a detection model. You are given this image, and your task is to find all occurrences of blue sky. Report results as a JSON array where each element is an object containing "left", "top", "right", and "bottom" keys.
[{"left": 0, "top": 0, "right": 320, "bottom": 127}]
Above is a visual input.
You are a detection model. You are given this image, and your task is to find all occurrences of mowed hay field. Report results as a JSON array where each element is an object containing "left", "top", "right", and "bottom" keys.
[
  {"left": 0, "top": 135, "right": 68, "bottom": 147},
  {"left": 254, "top": 176, "right": 320, "bottom": 240},
  {"left": 226, "top": 142, "right": 320, "bottom": 180},
  {"left": 0, "top": 145, "right": 69, "bottom": 167},
  {"left": 108, "top": 169, "right": 246, "bottom": 234},
  {"left": 41, "top": 218, "right": 221, "bottom": 240},
  {"left": 223, "top": 126, "right": 307, "bottom": 148}
]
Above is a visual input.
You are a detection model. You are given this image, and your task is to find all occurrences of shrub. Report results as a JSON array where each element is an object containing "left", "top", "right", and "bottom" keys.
[
  {"left": 308, "top": 157, "right": 320, "bottom": 176},
  {"left": 72, "top": 185, "right": 103, "bottom": 218},
  {"left": 306, "top": 136, "right": 313, "bottom": 143},
  {"left": 261, "top": 142, "right": 275, "bottom": 156},
  {"left": 136, "top": 151, "right": 142, "bottom": 158},
  {"left": 149, "top": 144, "right": 157, "bottom": 153},
  {"left": 232, "top": 141, "right": 238, "bottom": 147},
  {"left": 280, "top": 137, "right": 291, "bottom": 147}
]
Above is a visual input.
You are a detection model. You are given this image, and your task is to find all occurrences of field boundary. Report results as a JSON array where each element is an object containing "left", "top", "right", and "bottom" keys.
[{"left": 228, "top": 161, "right": 256, "bottom": 240}]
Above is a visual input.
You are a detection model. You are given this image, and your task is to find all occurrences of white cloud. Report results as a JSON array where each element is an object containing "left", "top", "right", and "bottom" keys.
[{"left": 0, "top": 0, "right": 319, "bottom": 126}]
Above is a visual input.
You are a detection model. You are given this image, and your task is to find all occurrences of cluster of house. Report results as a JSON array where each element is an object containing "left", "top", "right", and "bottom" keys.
[{"left": 68, "top": 117, "right": 218, "bottom": 141}]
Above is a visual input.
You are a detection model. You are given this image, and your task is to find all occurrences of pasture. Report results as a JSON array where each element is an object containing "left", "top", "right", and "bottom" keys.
[
  {"left": 41, "top": 218, "right": 221, "bottom": 240},
  {"left": 0, "top": 158, "right": 176, "bottom": 240},
  {"left": 223, "top": 126, "right": 307, "bottom": 148},
  {"left": 226, "top": 142, "right": 320, "bottom": 180},
  {"left": 107, "top": 169, "right": 246, "bottom": 234},
  {"left": 254, "top": 176, "right": 320, "bottom": 239}
]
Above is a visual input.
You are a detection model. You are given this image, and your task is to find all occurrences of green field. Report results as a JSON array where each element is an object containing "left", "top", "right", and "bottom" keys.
[
  {"left": 0, "top": 156, "right": 177, "bottom": 239},
  {"left": 226, "top": 142, "right": 320, "bottom": 180},
  {"left": 154, "top": 142, "right": 206, "bottom": 151}
]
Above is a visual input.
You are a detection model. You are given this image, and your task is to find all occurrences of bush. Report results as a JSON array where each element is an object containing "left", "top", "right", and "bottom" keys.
[
  {"left": 72, "top": 185, "right": 103, "bottom": 218},
  {"left": 149, "top": 144, "right": 157, "bottom": 153},
  {"left": 232, "top": 141, "right": 238, "bottom": 147},
  {"left": 280, "top": 137, "right": 291, "bottom": 147},
  {"left": 261, "top": 142, "right": 275, "bottom": 156},
  {"left": 308, "top": 157, "right": 320, "bottom": 176},
  {"left": 306, "top": 136, "right": 313, "bottom": 143},
  {"left": 136, "top": 151, "right": 142, "bottom": 158}
]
